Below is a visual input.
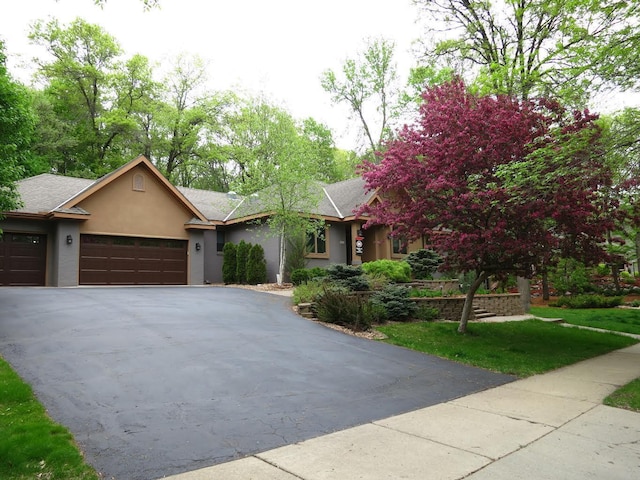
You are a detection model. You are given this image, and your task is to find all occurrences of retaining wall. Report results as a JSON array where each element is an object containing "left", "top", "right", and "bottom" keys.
[{"left": 413, "top": 293, "right": 524, "bottom": 321}]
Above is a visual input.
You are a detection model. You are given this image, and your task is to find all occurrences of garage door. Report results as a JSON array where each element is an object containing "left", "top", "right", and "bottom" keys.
[
  {"left": 79, "top": 235, "right": 187, "bottom": 285},
  {"left": 0, "top": 233, "right": 47, "bottom": 286}
]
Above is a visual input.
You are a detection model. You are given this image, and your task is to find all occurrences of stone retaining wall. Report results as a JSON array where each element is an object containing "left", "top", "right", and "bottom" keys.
[{"left": 412, "top": 293, "right": 524, "bottom": 321}]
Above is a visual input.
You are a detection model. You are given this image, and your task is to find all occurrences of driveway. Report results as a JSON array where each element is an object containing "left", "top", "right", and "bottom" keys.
[{"left": 0, "top": 287, "right": 514, "bottom": 479}]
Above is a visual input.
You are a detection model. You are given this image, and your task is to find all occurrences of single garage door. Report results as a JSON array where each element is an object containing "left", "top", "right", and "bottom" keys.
[
  {"left": 79, "top": 235, "right": 187, "bottom": 285},
  {"left": 0, "top": 233, "right": 47, "bottom": 286}
]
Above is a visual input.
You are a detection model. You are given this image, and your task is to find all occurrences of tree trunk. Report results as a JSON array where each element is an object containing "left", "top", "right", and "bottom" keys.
[
  {"left": 517, "top": 277, "right": 531, "bottom": 312},
  {"left": 612, "top": 263, "right": 621, "bottom": 295},
  {"left": 542, "top": 270, "right": 550, "bottom": 301},
  {"left": 277, "top": 229, "right": 286, "bottom": 286},
  {"left": 458, "top": 271, "right": 488, "bottom": 334}
]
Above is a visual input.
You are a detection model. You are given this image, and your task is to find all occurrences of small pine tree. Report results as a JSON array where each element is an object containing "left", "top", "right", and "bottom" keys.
[
  {"left": 247, "top": 244, "right": 268, "bottom": 285},
  {"left": 236, "top": 240, "right": 251, "bottom": 284},
  {"left": 222, "top": 242, "right": 237, "bottom": 284}
]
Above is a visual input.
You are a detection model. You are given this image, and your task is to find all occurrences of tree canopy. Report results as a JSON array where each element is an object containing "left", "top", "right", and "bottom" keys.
[{"left": 358, "top": 79, "right": 635, "bottom": 332}]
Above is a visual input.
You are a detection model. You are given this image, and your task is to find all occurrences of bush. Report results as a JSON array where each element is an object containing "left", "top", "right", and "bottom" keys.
[
  {"left": 551, "top": 294, "right": 624, "bottom": 309},
  {"left": 370, "top": 284, "right": 417, "bottom": 321},
  {"left": 550, "top": 258, "right": 592, "bottom": 295},
  {"left": 246, "top": 244, "right": 267, "bottom": 285},
  {"left": 293, "top": 280, "right": 325, "bottom": 304},
  {"left": 222, "top": 242, "right": 237, "bottom": 284},
  {"left": 314, "top": 287, "right": 378, "bottom": 331},
  {"left": 620, "top": 271, "right": 635, "bottom": 284},
  {"left": 326, "top": 264, "right": 369, "bottom": 291},
  {"left": 362, "top": 259, "right": 411, "bottom": 283},
  {"left": 410, "top": 288, "right": 443, "bottom": 298},
  {"left": 414, "top": 304, "right": 440, "bottom": 321},
  {"left": 308, "top": 267, "right": 327, "bottom": 280},
  {"left": 291, "top": 268, "right": 310, "bottom": 286},
  {"left": 235, "top": 240, "right": 251, "bottom": 284},
  {"left": 406, "top": 249, "right": 442, "bottom": 280}
]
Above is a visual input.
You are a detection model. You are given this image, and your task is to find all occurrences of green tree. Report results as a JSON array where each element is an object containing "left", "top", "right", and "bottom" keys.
[
  {"left": 0, "top": 40, "right": 33, "bottom": 222},
  {"left": 246, "top": 244, "right": 267, "bottom": 285},
  {"left": 235, "top": 240, "right": 251, "bottom": 284},
  {"left": 321, "top": 37, "right": 399, "bottom": 155},
  {"left": 413, "top": 0, "right": 640, "bottom": 105}
]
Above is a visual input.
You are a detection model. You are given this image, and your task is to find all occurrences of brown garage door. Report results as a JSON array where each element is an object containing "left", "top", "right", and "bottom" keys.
[
  {"left": 0, "top": 233, "right": 47, "bottom": 286},
  {"left": 79, "top": 235, "right": 187, "bottom": 285}
]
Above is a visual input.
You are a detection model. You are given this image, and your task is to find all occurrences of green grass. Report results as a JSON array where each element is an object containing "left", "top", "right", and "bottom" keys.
[
  {"left": 604, "top": 378, "right": 640, "bottom": 413},
  {"left": 531, "top": 306, "right": 640, "bottom": 335},
  {"left": 0, "top": 356, "right": 99, "bottom": 480},
  {"left": 376, "top": 320, "right": 638, "bottom": 377}
]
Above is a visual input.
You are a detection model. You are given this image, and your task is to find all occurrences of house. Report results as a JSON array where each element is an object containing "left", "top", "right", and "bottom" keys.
[{"left": 0, "top": 156, "right": 425, "bottom": 286}]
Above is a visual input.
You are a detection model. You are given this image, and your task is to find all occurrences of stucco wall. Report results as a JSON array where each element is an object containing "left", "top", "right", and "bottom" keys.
[
  {"left": 77, "top": 165, "right": 193, "bottom": 239},
  {"left": 188, "top": 230, "right": 205, "bottom": 285},
  {"left": 53, "top": 221, "right": 81, "bottom": 287},
  {"left": 226, "top": 223, "right": 281, "bottom": 283}
]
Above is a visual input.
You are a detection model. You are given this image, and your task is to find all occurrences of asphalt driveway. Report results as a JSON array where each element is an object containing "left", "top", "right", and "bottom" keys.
[{"left": 0, "top": 287, "right": 515, "bottom": 479}]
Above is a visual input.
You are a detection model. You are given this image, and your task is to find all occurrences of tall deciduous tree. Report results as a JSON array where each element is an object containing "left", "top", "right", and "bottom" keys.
[
  {"left": 413, "top": 0, "right": 640, "bottom": 105},
  {"left": 321, "top": 37, "right": 398, "bottom": 155},
  {"left": 359, "top": 79, "right": 630, "bottom": 332},
  {"left": 0, "top": 40, "right": 33, "bottom": 221}
]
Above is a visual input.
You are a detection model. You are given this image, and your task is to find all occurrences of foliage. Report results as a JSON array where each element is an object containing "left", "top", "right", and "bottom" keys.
[
  {"left": 550, "top": 295, "right": 623, "bottom": 309},
  {"left": 320, "top": 37, "right": 399, "bottom": 155},
  {"left": 246, "top": 244, "right": 267, "bottom": 285},
  {"left": 549, "top": 259, "right": 593, "bottom": 295},
  {"left": 290, "top": 267, "right": 327, "bottom": 286},
  {"left": 414, "top": 304, "right": 440, "bottom": 321},
  {"left": 370, "top": 284, "right": 417, "bottom": 321},
  {"left": 361, "top": 259, "right": 411, "bottom": 283},
  {"left": 284, "top": 234, "right": 308, "bottom": 280},
  {"left": 532, "top": 306, "right": 640, "bottom": 335},
  {"left": 377, "top": 320, "right": 637, "bottom": 377},
  {"left": 358, "top": 79, "right": 630, "bottom": 333},
  {"left": 604, "top": 378, "right": 640, "bottom": 413},
  {"left": 406, "top": 249, "right": 442, "bottom": 280},
  {"left": 314, "top": 287, "right": 375, "bottom": 331},
  {"left": 0, "top": 356, "right": 99, "bottom": 479},
  {"left": 292, "top": 280, "right": 325, "bottom": 304},
  {"left": 235, "top": 240, "right": 250, "bottom": 284},
  {"left": 325, "top": 264, "right": 369, "bottom": 291},
  {"left": 410, "top": 288, "right": 443, "bottom": 298},
  {"left": 413, "top": 0, "right": 640, "bottom": 104},
  {"left": 0, "top": 40, "right": 32, "bottom": 220},
  {"left": 222, "top": 242, "right": 237, "bottom": 284}
]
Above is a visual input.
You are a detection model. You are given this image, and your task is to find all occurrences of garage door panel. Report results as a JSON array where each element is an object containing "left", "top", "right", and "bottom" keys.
[
  {"left": 0, "top": 233, "right": 47, "bottom": 286},
  {"left": 79, "top": 235, "right": 187, "bottom": 285}
]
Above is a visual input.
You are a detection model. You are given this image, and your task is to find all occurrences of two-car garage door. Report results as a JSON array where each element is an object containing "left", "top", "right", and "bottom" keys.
[{"left": 79, "top": 235, "right": 187, "bottom": 285}]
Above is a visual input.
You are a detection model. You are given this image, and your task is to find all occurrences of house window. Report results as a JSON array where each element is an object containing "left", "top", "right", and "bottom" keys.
[
  {"left": 216, "top": 231, "right": 225, "bottom": 252},
  {"left": 306, "top": 226, "right": 328, "bottom": 258},
  {"left": 392, "top": 236, "right": 407, "bottom": 256},
  {"left": 133, "top": 173, "right": 145, "bottom": 191}
]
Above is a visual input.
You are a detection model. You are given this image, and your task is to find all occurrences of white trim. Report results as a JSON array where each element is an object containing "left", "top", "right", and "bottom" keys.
[{"left": 323, "top": 187, "right": 343, "bottom": 218}]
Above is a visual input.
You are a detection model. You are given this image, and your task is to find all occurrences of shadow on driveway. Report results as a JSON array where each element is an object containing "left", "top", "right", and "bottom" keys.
[{"left": 0, "top": 287, "right": 514, "bottom": 480}]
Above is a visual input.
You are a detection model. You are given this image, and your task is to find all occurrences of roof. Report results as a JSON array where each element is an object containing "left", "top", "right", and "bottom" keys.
[{"left": 7, "top": 158, "right": 377, "bottom": 224}]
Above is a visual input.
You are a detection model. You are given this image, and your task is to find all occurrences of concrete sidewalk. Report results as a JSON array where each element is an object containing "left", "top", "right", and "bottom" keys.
[{"left": 162, "top": 343, "right": 640, "bottom": 480}]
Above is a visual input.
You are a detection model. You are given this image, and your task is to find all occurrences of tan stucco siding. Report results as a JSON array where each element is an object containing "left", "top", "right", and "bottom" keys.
[{"left": 77, "top": 166, "right": 192, "bottom": 239}]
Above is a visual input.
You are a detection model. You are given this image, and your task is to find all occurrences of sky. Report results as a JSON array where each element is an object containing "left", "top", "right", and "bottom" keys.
[{"left": 0, "top": 0, "right": 424, "bottom": 151}]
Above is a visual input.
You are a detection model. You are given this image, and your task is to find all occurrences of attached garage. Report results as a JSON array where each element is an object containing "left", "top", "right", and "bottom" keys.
[
  {"left": 0, "top": 233, "right": 47, "bottom": 286},
  {"left": 79, "top": 235, "right": 188, "bottom": 285}
]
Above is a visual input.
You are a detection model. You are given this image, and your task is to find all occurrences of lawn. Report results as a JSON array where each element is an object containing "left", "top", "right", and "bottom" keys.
[
  {"left": 531, "top": 306, "right": 640, "bottom": 335},
  {"left": 376, "top": 320, "right": 638, "bottom": 377},
  {"left": 605, "top": 377, "right": 640, "bottom": 413},
  {"left": 0, "top": 356, "right": 99, "bottom": 480}
]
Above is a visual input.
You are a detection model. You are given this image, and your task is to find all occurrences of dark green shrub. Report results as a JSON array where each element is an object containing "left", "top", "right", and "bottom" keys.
[
  {"left": 326, "top": 264, "right": 369, "bottom": 291},
  {"left": 550, "top": 258, "right": 592, "bottom": 295},
  {"left": 406, "top": 249, "right": 442, "bottom": 280},
  {"left": 314, "top": 287, "right": 373, "bottom": 331},
  {"left": 285, "top": 235, "right": 308, "bottom": 280},
  {"left": 246, "top": 244, "right": 267, "bottom": 285},
  {"left": 370, "top": 284, "right": 417, "bottom": 321},
  {"left": 291, "top": 268, "right": 310, "bottom": 286},
  {"left": 235, "top": 240, "right": 251, "bottom": 284},
  {"left": 551, "top": 294, "right": 623, "bottom": 309},
  {"left": 362, "top": 259, "right": 411, "bottom": 283},
  {"left": 222, "top": 242, "right": 237, "bottom": 284},
  {"left": 410, "top": 288, "right": 443, "bottom": 298},
  {"left": 308, "top": 267, "right": 327, "bottom": 280},
  {"left": 414, "top": 304, "right": 440, "bottom": 321}
]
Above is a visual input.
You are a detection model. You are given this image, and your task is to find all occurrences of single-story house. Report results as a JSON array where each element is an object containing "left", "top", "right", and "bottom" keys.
[{"left": 0, "top": 155, "right": 425, "bottom": 286}]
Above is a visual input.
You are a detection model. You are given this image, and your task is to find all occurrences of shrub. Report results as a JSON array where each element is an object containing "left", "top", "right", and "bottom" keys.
[
  {"left": 314, "top": 287, "right": 374, "bottom": 331},
  {"left": 246, "top": 244, "right": 267, "bottom": 285},
  {"left": 308, "top": 267, "right": 327, "bottom": 280},
  {"left": 406, "top": 249, "right": 442, "bottom": 279},
  {"left": 285, "top": 235, "right": 308, "bottom": 279},
  {"left": 362, "top": 259, "right": 411, "bottom": 283},
  {"left": 630, "top": 300, "right": 640, "bottom": 308},
  {"left": 620, "top": 271, "right": 635, "bottom": 284},
  {"left": 222, "top": 242, "right": 237, "bottom": 284},
  {"left": 414, "top": 304, "right": 440, "bottom": 321},
  {"left": 551, "top": 294, "right": 623, "bottom": 309},
  {"left": 293, "top": 280, "right": 325, "bottom": 304},
  {"left": 370, "top": 284, "right": 417, "bottom": 321},
  {"left": 291, "top": 268, "right": 310, "bottom": 286},
  {"left": 326, "top": 264, "right": 369, "bottom": 291},
  {"left": 550, "top": 258, "right": 592, "bottom": 295},
  {"left": 410, "top": 288, "right": 443, "bottom": 298},
  {"left": 235, "top": 240, "right": 251, "bottom": 284}
]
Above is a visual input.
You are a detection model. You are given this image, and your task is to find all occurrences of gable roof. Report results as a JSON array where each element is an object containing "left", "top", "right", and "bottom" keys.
[{"left": 6, "top": 157, "right": 378, "bottom": 225}]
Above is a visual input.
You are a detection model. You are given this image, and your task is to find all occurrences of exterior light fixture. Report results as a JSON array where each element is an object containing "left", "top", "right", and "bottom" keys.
[
  {"left": 195, "top": 242, "right": 201, "bottom": 251},
  {"left": 66, "top": 235, "right": 73, "bottom": 245}
]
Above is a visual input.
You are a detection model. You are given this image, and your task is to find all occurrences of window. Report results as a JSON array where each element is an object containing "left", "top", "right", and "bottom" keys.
[
  {"left": 391, "top": 236, "right": 407, "bottom": 256},
  {"left": 133, "top": 173, "right": 145, "bottom": 191},
  {"left": 306, "top": 226, "right": 328, "bottom": 257},
  {"left": 216, "top": 231, "right": 225, "bottom": 253}
]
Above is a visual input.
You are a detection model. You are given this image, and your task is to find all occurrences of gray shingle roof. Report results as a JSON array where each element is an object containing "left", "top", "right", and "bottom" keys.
[{"left": 11, "top": 172, "right": 376, "bottom": 222}]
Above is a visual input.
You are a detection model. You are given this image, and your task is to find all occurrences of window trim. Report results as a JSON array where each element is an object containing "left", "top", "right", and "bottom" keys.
[{"left": 305, "top": 226, "right": 330, "bottom": 259}]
